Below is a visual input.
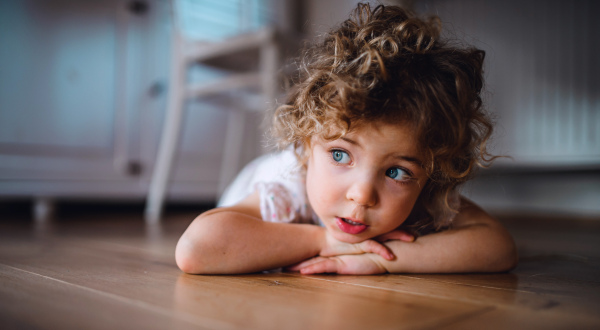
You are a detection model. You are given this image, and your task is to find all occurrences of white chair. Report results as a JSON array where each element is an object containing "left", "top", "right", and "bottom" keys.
[{"left": 145, "top": 1, "right": 278, "bottom": 223}]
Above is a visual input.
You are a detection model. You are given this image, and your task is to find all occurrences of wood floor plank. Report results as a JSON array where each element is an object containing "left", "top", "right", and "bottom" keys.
[
  {"left": 438, "top": 306, "right": 600, "bottom": 330},
  {"left": 0, "top": 265, "right": 220, "bottom": 330},
  {"left": 298, "top": 273, "right": 600, "bottom": 324},
  {"left": 1, "top": 211, "right": 599, "bottom": 329},
  {"left": 407, "top": 247, "right": 600, "bottom": 302},
  {"left": 0, "top": 235, "right": 488, "bottom": 329},
  {"left": 171, "top": 273, "right": 488, "bottom": 330}
]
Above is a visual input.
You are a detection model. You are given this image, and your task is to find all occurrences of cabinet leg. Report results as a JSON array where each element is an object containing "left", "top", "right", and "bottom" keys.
[{"left": 33, "top": 197, "right": 55, "bottom": 223}]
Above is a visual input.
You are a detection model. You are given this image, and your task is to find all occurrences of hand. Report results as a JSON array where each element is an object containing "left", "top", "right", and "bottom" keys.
[
  {"left": 320, "top": 230, "right": 395, "bottom": 261},
  {"left": 374, "top": 229, "right": 415, "bottom": 243},
  {"left": 287, "top": 254, "right": 386, "bottom": 275},
  {"left": 319, "top": 228, "right": 414, "bottom": 261},
  {"left": 289, "top": 228, "right": 415, "bottom": 275}
]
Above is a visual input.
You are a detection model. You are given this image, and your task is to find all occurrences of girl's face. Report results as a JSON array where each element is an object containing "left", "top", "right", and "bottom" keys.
[{"left": 306, "top": 121, "right": 428, "bottom": 243}]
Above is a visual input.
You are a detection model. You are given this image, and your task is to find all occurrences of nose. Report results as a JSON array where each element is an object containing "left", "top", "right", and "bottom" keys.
[{"left": 346, "top": 177, "right": 378, "bottom": 207}]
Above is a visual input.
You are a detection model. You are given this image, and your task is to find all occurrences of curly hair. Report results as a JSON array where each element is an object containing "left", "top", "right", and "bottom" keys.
[{"left": 272, "top": 3, "right": 495, "bottom": 233}]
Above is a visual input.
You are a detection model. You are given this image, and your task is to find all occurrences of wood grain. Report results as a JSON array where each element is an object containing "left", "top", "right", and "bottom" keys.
[
  {"left": 0, "top": 231, "right": 486, "bottom": 329},
  {"left": 0, "top": 210, "right": 599, "bottom": 329}
]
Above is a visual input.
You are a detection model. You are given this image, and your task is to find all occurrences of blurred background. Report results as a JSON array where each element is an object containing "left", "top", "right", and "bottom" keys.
[{"left": 0, "top": 0, "right": 598, "bottom": 220}]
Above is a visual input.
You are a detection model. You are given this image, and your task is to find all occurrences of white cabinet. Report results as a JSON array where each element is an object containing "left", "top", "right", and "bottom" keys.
[{"left": 0, "top": 0, "right": 264, "bottom": 205}]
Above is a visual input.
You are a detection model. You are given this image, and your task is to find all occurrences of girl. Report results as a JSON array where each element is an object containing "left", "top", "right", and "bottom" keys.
[{"left": 176, "top": 3, "right": 518, "bottom": 275}]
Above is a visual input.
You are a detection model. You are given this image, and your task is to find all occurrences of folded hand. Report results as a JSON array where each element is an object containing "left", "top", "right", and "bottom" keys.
[
  {"left": 287, "top": 254, "right": 386, "bottom": 275},
  {"left": 290, "top": 228, "right": 415, "bottom": 274}
]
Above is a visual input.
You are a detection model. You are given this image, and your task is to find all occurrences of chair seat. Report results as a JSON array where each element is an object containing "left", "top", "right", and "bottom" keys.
[
  {"left": 186, "top": 72, "right": 261, "bottom": 99},
  {"left": 184, "top": 28, "right": 275, "bottom": 63}
]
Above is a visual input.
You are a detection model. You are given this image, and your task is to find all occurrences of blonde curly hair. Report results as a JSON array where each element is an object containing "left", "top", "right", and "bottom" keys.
[{"left": 272, "top": 3, "right": 495, "bottom": 233}]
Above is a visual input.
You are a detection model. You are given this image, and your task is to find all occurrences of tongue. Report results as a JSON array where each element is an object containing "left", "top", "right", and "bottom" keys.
[{"left": 336, "top": 218, "right": 367, "bottom": 234}]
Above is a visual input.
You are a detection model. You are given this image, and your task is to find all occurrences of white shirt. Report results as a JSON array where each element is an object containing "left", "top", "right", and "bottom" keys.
[{"left": 218, "top": 149, "right": 321, "bottom": 225}]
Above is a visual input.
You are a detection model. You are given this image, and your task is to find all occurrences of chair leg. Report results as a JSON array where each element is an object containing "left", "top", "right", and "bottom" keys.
[
  {"left": 145, "top": 33, "right": 185, "bottom": 224},
  {"left": 145, "top": 93, "right": 185, "bottom": 224},
  {"left": 217, "top": 31, "right": 277, "bottom": 198},
  {"left": 145, "top": 91, "right": 185, "bottom": 223},
  {"left": 261, "top": 38, "right": 279, "bottom": 112}
]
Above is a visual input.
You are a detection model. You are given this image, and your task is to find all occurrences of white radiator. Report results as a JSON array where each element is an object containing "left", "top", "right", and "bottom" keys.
[{"left": 418, "top": 0, "right": 599, "bottom": 168}]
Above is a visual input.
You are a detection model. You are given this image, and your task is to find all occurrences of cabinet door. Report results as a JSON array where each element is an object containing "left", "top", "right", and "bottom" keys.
[
  {"left": 0, "top": 0, "right": 155, "bottom": 197},
  {"left": 0, "top": 0, "right": 266, "bottom": 201}
]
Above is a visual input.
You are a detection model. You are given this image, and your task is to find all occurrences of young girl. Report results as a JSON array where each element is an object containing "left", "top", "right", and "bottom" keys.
[{"left": 176, "top": 3, "right": 518, "bottom": 275}]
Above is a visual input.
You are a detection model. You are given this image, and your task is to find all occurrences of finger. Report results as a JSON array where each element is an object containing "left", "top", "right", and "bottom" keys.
[
  {"left": 359, "top": 240, "right": 395, "bottom": 261},
  {"left": 375, "top": 230, "right": 415, "bottom": 243},
  {"left": 286, "top": 257, "right": 326, "bottom": 271},
  {"left": 299, "top": 258, "right": 340, "bottom": 275},
  {"left": 284, "top": 264, "right": 301, "bottom": 272},
  {"left": 376, "top": 230, "right": 414, "bottom": 242}
]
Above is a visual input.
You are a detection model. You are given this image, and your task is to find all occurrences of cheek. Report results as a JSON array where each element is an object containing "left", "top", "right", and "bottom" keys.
[
  {"left": 393, "top": 197, "right": 416, "bottom": 220},
  {"left": 382, "top": 186, "right": 423, "bottom": 226},
  {"left": 306, "top": 157, "right": 337, "bottom": 213}
]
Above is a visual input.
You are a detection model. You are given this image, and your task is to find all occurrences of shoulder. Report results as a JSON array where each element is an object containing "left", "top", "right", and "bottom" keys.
[
  {"left": 219, "top": 148, "right": 317, "bottom": 224},
  {"left": 451, "top": 197, "right": 501, "bottom": 229},
  {"left": 253, "top": 148, "right": 303, "bottom": 183},
  {"left": 218, "top": 148, "right": 301, "bottom": 207}
]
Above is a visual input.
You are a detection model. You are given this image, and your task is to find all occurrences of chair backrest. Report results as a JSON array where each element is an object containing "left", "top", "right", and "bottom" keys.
[{"left": 173, "top": 0, "right": 272, "bottom": 42}]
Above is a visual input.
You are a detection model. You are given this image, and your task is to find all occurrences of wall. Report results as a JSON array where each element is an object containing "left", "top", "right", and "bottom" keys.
[{"left": 415, "top": 0, "right": 599, "bottom": 216}]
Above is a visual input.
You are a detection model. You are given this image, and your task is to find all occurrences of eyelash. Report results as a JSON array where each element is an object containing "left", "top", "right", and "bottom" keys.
[
  {"left": 328, "top": 148, "right": 415, "bottom": 185},
  {"left": 386, "top": 167, "right": 415, "bottom": 184}
]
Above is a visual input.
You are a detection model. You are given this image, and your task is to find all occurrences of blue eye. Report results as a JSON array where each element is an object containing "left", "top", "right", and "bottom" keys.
[
  {"left": 331, "top": 150, "right": 351, "bottom": 164},
  {"left": 386, "top": 167, "right": 409, "bottom": 181}
]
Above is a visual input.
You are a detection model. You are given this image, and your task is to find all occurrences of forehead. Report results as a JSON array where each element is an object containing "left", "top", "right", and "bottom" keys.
[
  {"left": 349, "top": 119, "right": 418, "bottom": 142},
  {"left": 322, "top": 120, "right": 424, "bottom": 161}
]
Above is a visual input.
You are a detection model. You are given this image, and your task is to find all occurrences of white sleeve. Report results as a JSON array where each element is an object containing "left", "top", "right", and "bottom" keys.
[
  {"left": 257, "top": 182, "right": 302, "bottom": 223},
  {"left": 217, "top": 149, "right": 317, "bottom": 224}
]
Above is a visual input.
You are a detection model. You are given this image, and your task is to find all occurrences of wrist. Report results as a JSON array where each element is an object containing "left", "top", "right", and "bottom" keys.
[
  {"left": 367, "top": 253, "right": 389, "bottom": 274},
  {"left": 315, "top": 226, "right": 328, "bottom": 256}
]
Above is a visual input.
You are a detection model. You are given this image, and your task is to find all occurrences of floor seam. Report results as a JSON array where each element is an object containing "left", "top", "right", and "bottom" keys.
[
  {"left": 281, "top": 273, "right": 495, "bottom": 306},
  {"left": 0, "top": 263, "right": 235, "bottom": 330}
]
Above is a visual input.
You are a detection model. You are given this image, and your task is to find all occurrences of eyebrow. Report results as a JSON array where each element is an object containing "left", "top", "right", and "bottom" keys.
[
  {"left": 392, "top": 155, "right": 425, "bottom": 168},
  {"left": 341, "top": 137, "right": 425, "bottom": 168}
]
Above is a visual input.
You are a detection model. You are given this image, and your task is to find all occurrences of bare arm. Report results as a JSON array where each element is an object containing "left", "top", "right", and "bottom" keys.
[
  {"left": 379, "top": 199, "right": 518, "bottom": 273},
  {"left": 291, "top": 198, "right": 518, "bottom": 274},
  {"left": 175, "top": 192, "right": 398, "bottom": 274}
]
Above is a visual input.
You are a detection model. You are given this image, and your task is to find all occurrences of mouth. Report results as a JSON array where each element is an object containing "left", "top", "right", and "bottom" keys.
[{"left": 335, "top": 217, "right": 368, "bottom": 234}]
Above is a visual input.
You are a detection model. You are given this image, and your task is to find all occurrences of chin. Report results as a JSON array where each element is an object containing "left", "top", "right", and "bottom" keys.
[{"left": 332, "top": 231, "right": 369, "bottom": 244}]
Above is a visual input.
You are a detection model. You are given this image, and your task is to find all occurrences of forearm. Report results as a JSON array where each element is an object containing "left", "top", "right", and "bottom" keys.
[
  {"left": 176, "top": 208, "right": 324, "bottom": 274},
  {"left": 374, "top": 223, "right": 518, "bottom": 273}
]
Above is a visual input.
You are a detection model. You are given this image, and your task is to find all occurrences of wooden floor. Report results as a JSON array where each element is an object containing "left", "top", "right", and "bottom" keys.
[{"left": 1, "top": 203, "right": 600, "bottom": 329}]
